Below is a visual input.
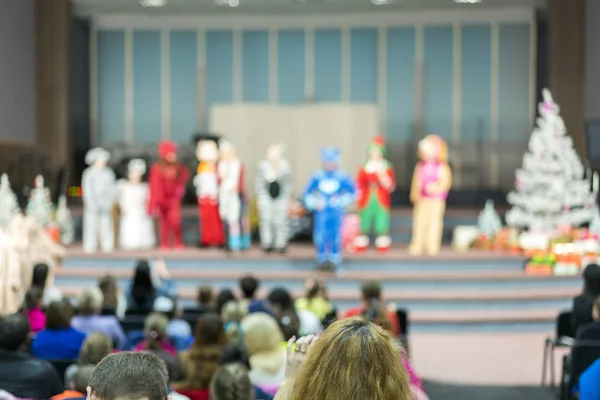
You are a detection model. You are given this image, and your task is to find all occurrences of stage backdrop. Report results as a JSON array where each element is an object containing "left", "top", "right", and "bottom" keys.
[{"left": 89, "top": 8, "right": 536, "bottom": 190}]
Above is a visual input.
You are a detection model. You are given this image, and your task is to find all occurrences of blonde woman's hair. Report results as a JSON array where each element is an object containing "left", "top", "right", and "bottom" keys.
[
  {"left": 221, "top": 301, "right": 248, "bottom": 323},
  {"left": 210, "top": 363, "right": 253, "bottom": 400},
  {"left": 240, "top": 312, "right": 283, "bottom": 356},
  {"left": 78, "top": 287, "right": 104, "bottom": 316},
  {"left": 144, "top": 312, "right": 169, "bottom": 352},
  {"left": 288, "top": 317, "right": 411, "bottom": 400},
  {"left": 79, "top": 332, "right": 113, "bottom": 365}
]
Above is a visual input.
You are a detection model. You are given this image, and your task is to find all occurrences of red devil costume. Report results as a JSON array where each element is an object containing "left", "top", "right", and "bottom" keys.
[{"left": 148, "top": 141, "right": 190, "bottom": 249}]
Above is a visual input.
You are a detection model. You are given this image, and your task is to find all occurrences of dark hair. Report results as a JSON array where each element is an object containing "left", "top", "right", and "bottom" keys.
[
  {"left": 88, "top": 352, "right": 169, "bottom": 400},
  {"left": 583, "top": 264, "right": 600, "bottom": 297},
  {"left": 360, "top": 300, "right": 392, "bottom": 333},
  {"left": 197, "top": 284, "right": 214, "bottom": 305},
  {"left": 361, "top": 280, "right": 382, "bottom": 301},
  {"left": 31, "top": 263, "right": 49, "bottom": 291},
  {"left": 239, "top": 276, "right": 259, "bottom": 300},
  {"left": 154, "top": 350, "right": 183, "bottom": 382},
  {"left": 46, "top": 300, "right": 74, "bottom": 330},
  {"left": 219, "top": 342, "right": 251, "bottom": 370},
  {"left": 216, "top": 289, "right": 236, "bottom": 315},
  {"left": 0, "top": 313, "right": 30, "bottom": 351},
  {"left": 306, "top": 279, "right": 325, "bottom": 300},
  {"left": 98, "top": 275, "right": 119, "bottom": 309},
  {"left": 23, "top": 287, "right": 43, "bottom": 310},
  {"left": 267, "top": 288, "right": 300, "bottom": 340},
  {"left": 73, "top": 365, "right": 95, "bottom": 393},
  {"left": 131, "top": 260, "right": 155, "bottom": 307},
  {"left": 210, "top": 363, "right": 253, "bottom": 400}
]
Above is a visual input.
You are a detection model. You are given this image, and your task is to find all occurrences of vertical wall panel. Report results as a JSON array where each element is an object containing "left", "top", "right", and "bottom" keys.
[
  {"left": 169, "top": 30, "right": 197, "bottom": 142},
  {"left": 498, "top": 23, "right": 530, "bottom": 141},
  {"left": 206, "top": 30, "right": 234, "bottom": 125},
  {"left": 242, "top": 30, "right": 269, "bottom": 102},
  {"left": 423, "top": 26, "right": 453, "bottom": 140},
  {"left": 314, "top": 29, "right": 342, "bottom": 102},
  {"left": 350, "top": 28, "right": 378, "bottom": 103},
  {"left": 278, "top": 30, "right": 305, "bottom": 104},
  {"left": 97, "top": 30, "right": 126, "bottom": 144},
  {"left": 132, "top": 30, "right": 162, "bottom": 143},
  {"left": 461, "top": 25, "right": 492, "bottom": 141},
  {"left": 386, "top": 28, "right": 415, "bottom": 143}
]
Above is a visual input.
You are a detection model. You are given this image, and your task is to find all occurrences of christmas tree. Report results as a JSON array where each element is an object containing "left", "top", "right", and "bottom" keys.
[
  {"left": 26, "top": 175, "right": 54, "bottom": 227},
  {"left": 55, "top": 195, "right": 74, "bottom": 245},
  {"left": 506, "top": 89, "right": 598, "bottom": 231},
  {"left": 478, "top": 200, "right": 503, "bottom": 238},
  {"left": 0, "top": 173, "right": 20, "bottom": 228}
]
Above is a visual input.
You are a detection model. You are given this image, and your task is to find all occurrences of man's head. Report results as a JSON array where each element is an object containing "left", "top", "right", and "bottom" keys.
[
  {"left": 360, "top": 280, "right": 382, "bottom": 303},
  {"left": 239, "top": 276, "right": 259, "bottom": 300},
  {"left": 197, "top": 284, "right": 214, "bottom": 306},
  {"left": 87, "top": 352, "right": 169, "bottom": 400},
  {"left": 0, "top": 313, "right": 30, "bottom": 351},
  {"left": 74, "top": 365, "right": 95, "bottom": 394}
]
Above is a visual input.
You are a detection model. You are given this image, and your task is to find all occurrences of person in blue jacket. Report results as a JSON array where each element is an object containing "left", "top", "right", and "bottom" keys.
[
  {"left": 579, "top": 357, "right": 600, "bottom": 400},
  {"left": 303, "top": 147, "right": 356, "bottom": 272}
]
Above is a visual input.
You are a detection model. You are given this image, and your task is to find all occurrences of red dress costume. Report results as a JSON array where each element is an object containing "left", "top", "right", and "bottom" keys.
[
  {"left": 148, "top": 141, "right": 190, "bottom": 249},
  {"left": 194, "top": 139, "right": 224, "bottom": 247}
]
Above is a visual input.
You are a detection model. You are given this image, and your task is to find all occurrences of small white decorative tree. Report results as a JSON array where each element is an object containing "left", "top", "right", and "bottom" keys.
[
  {"left": 26, "top": 175, "right": 54, "bottom": 227},
  {"left": 506, "top": 89, "right": 599, "bottom": 232},
  {"left": 478, "top": 199, "right": 503, "bottom": 238},
  {"left": 0, "top": 173, "right": 20, "bottom": 228},
  {"left": 55, "top": 195, "right": 74, "bottom": 245}
]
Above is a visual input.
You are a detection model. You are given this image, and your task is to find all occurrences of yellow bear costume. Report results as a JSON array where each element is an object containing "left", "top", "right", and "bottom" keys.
[{"left": 408, "top": 135, "right": 452, "bottom": 256}]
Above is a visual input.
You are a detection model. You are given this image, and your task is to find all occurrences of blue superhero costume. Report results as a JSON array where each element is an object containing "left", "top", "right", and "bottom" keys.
[{"left": 303, "top": 147, "right": 356, "bottom": 269}]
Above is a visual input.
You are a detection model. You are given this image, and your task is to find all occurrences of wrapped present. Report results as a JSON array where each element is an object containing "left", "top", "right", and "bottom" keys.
[
  {"left": 525, "top": 262, "right": 554, "bottom": 276},
  {"left": 342, "top": 214, "right": 361, "bottom": 253},
  {"left": 453, "top": 225, "right": 479, "bottom": 252},
  {"left": 46, "top": 225, "right": 61, "bottom": 243},
  {"left": 554, "top": 262, "right": 580, "bottom": 276},
  {"left": 520, "top": 231, "right": 551, "bottom": 252}
]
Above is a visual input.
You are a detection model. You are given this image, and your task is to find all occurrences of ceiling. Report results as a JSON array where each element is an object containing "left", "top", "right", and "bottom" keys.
[{"left": 72, "top": 0, "right": 546, "bottom": 16}]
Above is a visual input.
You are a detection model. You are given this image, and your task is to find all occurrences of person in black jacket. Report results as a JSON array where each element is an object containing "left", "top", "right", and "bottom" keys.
[
  {"left": 0, "top": 312, "right": 62, "bottom": 399},
  {"left": 577, "top": 296, "right": 600, "bottom": 340},
  {"left": 572, "top": 264, "right": 600, "bottom": 335}
]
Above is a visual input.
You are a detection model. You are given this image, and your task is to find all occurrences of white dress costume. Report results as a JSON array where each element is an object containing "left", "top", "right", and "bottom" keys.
[
  {"left": 81, "top": 148, "right": 117, "bottom": 253},
  {"left": 118, "top": 159, "right": 156, "bottom": 250}
]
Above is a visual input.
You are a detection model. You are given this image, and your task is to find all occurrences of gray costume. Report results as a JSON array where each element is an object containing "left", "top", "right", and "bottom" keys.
[
  {"left": 81, "top": 148, "right": 117, "bottom": 253},
  {"left": 256, "top": 157, "right": 292, "bottom": 250}
]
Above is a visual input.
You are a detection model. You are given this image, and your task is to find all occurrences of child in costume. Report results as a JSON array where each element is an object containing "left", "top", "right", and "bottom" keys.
[
  {"left": 256, "top": 143, "right": 292, "bottom": 253},
  {"left": 118, "top": 159, "right": 156, "bottom": 250},
  {"left": 355, "top": 136, "right": 396, "bottom": 252},
  {"left": 303, "top": 147, "right": 356, "bottom": 270},
  {"left": 408, "top": 135, "right": 452, "bottom": 256},
  {"left": 148, "top": 141, "right": 189, "bottom": 250},
  {"left": 81, "top": 148, "right": 117, "bottom": 254},
  {"left": 193, "top": 139, "right": 224, "bottom": 247},
  {"left": 218, "top": 140, "right": 251, "bottom": 251}
]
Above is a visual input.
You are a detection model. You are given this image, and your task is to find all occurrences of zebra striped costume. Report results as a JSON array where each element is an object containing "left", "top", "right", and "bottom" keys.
[{"left": 256, "top": 158, "right": 292, "bottom": 251}]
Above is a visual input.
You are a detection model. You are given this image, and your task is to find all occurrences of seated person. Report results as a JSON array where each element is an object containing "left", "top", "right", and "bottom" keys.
[
  {"left": 22, "top": 286, "right": 46, "bottom": 333},
  {"left": 134, "top": 312, "right": 177, "bottom": 356},
  {"left": 0, "top": 313, "right": 63, "bottom": 399},
  {"left": 52, "top": 365, "right": 94, "bottom": 400},
  {"left": 210, "top": 363, "right": 253, "bottom": 400},
  {"left": 71, "top": 287, "right": 126, "bottom": 349},
  {"left": 64, "top": 332, "right": 113, "bottom": 389},
  {"left": 572, "top": 264, "right": 600, "bottom": 335},
  {"left": 127, "top": 259, "right": 176, "bottom": 311},
  {"left": 218, "top": 342, "right": 274, "bottom": 400},
  {"left": 579, "top": 357, "right": 600, "bottom": 400},
  {"left": 295, "top": 279, "right": 333, "bottom": 321},
  {"left": 194, "top": 284, "right": 215, "bottom": 314},
  {"left": 341, "top": 280, "right": 400, "bottom": 336},
  {"left": 32, "top": 300, "right": 87, "bottom": 360},
  {"left": 578, "top": 296, "right": 600, "bottom": 340},
  {"left": 153, "top": 351, "right": 191, "bottom": 400},
  {"left": 154, "top": 296, "right": 192, "bottom": 339}
]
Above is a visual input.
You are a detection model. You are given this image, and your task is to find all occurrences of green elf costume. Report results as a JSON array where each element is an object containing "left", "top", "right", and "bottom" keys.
[{"left": 354, "top": 136, "right": 396, "bottom": 252}]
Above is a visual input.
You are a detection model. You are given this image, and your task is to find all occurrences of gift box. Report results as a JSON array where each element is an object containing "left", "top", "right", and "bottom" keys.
[
  {"left": 46, "top": 225, "right": 61, "bottom": 243},
  {"left": 525, "top": 262, "right": 554, "bottom": 276},
  {"left": 554, "top": 262, "right": 580, "bottom": 276},
  {"left": 452, "top": 226, "right": 479, "bottom": 252}
]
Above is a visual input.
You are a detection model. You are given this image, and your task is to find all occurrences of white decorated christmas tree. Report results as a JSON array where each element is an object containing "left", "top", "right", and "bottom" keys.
[
  {"left": 506, "top": 89, "right": 598, "bottom": 232},
  {"left": 478, "top": 200, "right": 503, "bottom": 238},
  {"left": 0, "top": 173, "right": 20, "bottom": 228},
  {"left": 26, "top": 175, "right": 54, "bottom": 227},
  {"left": 55, "top": 195, "right": 74, "bottom": 245}
]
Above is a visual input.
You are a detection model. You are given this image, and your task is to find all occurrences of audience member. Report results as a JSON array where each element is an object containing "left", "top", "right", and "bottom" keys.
[
  {"left": 266, "top": 288, "right": 301, "bottom": 340},
  {"left": 98, "top": 275, "right": 126, "bottom": 319},
  {"left": 239, "top": 276, "right": 259, "bottom": 303},
  {"left": 196, "top": 284, "right": 215, "bottom": 313},
  {"left": 32, "top": 300, "right": 86, "bottom": 359},
  {"left": 221, "top": 300, "right": 248, "bottom": 341},
  {"left": 86, "top": 352, "right": 169, "bottom": 400},
  {"left": 210, "top": 363, "right": 253, "bottom": 400},
  {"left": 0, "top": 313, "right": 63, "bottom": 399},
  {"left": 127, "top": 259, "right": 176, "bottom": 311},
  {"left": 294, "top": 279, "right": 333, "bottom": 321},
  {"left": 579, "top": 357, "right": 600, "bottom": 400},
  {"left": 52, "top": 364, "right": 94, "bottom": 400},
  {"left": 342, "top": 279, "right": 400, "bottom": 335},
  {"left": 64, "top": 332, "right": 113, "bottom": 389},
  {"left": 71, "top": 287, "right": 126, "bottom": 348},
  {"left": 215, "top": 289, "right": 236, "bottom": 315},
  {"left": 219, "top": 342, "right": 274, "bottom": 400},
  {"left": 274, "top": 319, "right": 411, "bottom": 400},
  {"left": 134, "top": 312, "right": 177, "bottom": 356},
  {"left": 23, "top": 286, "right": 46, "bottom": 333},
  {"left": 241, "top": 312, "right": 286, "bottom": 395},
  {"left": 153, "top": 351, "right": 191, "bottom": 400},
  {"left": 176, "top": 313, "right": 228, "bottom": 390},
  {"left": 154, "top": 296, "right": 192, "bottom": 339},
  {"left": 572, "top": 264, "right": 600, "bottom": 335},
  {"left": 31, "top": 263, "right": 64, "bottom": 307},
  {"left": 577, "top": 296, "right": 600, "bottom": 340}
]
